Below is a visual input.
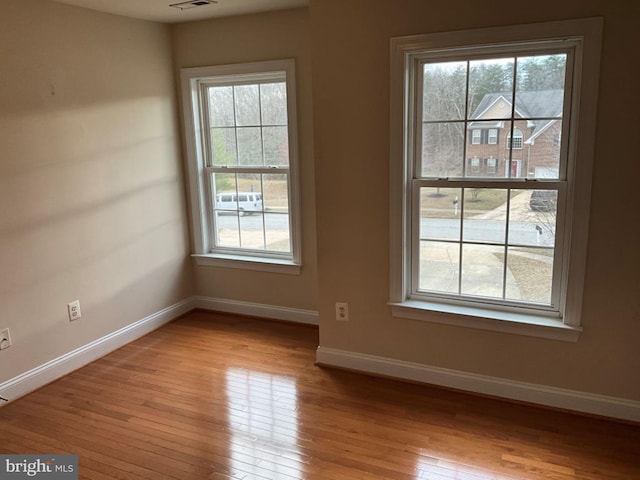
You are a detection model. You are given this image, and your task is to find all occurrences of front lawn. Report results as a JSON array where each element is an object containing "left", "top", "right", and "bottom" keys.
[{"left": 420, "top": 188, "right": 523, "bottom": 218}]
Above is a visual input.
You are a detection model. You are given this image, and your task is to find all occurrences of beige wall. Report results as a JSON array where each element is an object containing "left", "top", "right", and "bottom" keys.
[
  {"left": 310, "top": 0, "right": 640, "bottom": 400},
  {"left": 172, "top": 9, "right": 318, "bottom": 311},
  {"left": 0, "top": 0, "right": 192, "bottom": 382},
  {"left": 2, "top": 0, "right": 636, "bottom": 405}
]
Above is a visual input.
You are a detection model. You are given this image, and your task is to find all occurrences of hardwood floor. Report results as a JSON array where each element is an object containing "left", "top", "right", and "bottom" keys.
[{"left": 1, "top": 311, "right": 638, "bottom": 480}]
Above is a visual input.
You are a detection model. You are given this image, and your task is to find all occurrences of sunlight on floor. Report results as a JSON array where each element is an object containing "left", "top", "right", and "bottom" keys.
[
  {"left": 415, "top": 455, "right": 521, "bottom": 479},
  {"left": 225, "top": 368, "right": 302, "bottom": 479}
]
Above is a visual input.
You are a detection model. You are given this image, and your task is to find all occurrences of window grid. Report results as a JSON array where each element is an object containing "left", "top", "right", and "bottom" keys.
[
  {"left": 202, "top": 79, "right": 293, "bottom": 256},
  {"left": 208, "top": 84, "right": 289, "bottom": 168},
  {"left": 507, "top": 128, "right": 524, "bottom": 150},
  {"left": 412, "top": 50, "right": 570, "bottom": 312},
  {"left": 181, "top": 60, "right": 300, "bottom": 269}
]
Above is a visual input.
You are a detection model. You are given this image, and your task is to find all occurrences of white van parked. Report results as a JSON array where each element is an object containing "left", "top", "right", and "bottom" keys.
[{"left": 215, "top": 192, "right": 263, "bottom": 216}]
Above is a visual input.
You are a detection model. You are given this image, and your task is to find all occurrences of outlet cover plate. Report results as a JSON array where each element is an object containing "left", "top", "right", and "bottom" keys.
[
  {"left": 68, "top": 300, "right": 82, "bottom": 321},
  {"left": 335, "top": 302, "right": 349, "bottom": 321},
  {"left": 0, "top": 328, "right": 11, "bottom": 350}
]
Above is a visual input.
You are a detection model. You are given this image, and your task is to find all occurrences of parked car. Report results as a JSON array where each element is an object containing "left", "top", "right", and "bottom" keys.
[
  {"left": 215, "top": 192, "right": 263, "bottom": 216},
  {"left": 529, "top": 190, "right": 557, "bottom": 212}
]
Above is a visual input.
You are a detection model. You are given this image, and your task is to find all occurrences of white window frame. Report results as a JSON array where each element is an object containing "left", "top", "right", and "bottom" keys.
[
  {"left": 488, "top": 128, "right": 498, "bottom": 145},
  {"left": 181, "top": 59, "right": 302, "bottom": 274},
  {"left": 389, "top": 18, "right": 602, "bottom": 341},
  {"left": 472, "top": 129, "right": 482, "bottom": 144}
]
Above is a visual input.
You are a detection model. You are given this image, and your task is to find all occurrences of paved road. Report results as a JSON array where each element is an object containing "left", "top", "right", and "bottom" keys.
[
  {"left": 217, "top": 212, "right": 554, "bottom": 248},
  {"left": 216, "top": 212, "right": 290, "bottom": 230},
  {"left": 420, "top": 217, "right": 555, "bottom": 247}
]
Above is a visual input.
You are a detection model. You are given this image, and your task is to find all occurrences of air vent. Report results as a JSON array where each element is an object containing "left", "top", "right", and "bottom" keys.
[{"left": 169, "top": 0, "right": 218, "bottom": 10}]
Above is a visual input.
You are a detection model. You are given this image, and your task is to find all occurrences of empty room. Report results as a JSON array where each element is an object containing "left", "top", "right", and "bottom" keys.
[{"left": 0, "top": 0, "right": 638, "bottom": 478}]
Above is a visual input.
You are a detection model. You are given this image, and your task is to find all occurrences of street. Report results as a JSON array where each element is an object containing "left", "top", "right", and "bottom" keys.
[
  {"left": 216, "top": 211, "right": 290, "bottom": 231},
  {"left": 420, "top": 217, "right": 555, "bottom": 247}
]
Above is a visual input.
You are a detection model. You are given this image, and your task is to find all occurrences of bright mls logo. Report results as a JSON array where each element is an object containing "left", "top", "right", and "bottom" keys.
[{"left": 0, "top": 455, "right": 77, "bottom": 479}]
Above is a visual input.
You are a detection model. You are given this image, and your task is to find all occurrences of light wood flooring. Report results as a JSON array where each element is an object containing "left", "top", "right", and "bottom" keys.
[{"left": 0, "top": 311, "right": 638, "bottom": 479}]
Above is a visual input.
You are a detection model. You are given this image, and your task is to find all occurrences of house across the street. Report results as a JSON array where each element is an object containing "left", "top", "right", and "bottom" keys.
[{"left": 466, "top": 89, "right": 563, "bottom": 178}]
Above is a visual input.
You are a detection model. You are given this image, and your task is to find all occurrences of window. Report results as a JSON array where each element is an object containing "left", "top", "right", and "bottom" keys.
[
  {"left": 390, "top": 19, "right": 602, "bottom": 341},
  {"left": 471, "top": 129, "right": 481, "bottom": 144},
  {"left": 507, "top": 128, "right": 523, "bottom": 149},
  {"left": 486, "top": 157, "right": 497, "bottom": 174},
  {"left": 469, "top": 157, "right": 480, "bottom": 175},
  {"left": 181, "top": 59, "right": 301, "bottom": 273},
  {"left": 488, "top": 129, "right": 498, "bottom": 145}
]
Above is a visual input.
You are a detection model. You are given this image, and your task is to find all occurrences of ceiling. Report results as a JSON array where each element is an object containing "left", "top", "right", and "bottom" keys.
[{"left": 50, "top": 0, "right": 309, "bottom": 24}]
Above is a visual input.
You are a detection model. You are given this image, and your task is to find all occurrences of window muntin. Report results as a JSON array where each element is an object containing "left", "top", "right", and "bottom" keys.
[
  {"left": 412, "top": 45, "right": 572, "bottom": 315},
  {"left": 181, "top": 60, "right": 301, "bottom": 269}
]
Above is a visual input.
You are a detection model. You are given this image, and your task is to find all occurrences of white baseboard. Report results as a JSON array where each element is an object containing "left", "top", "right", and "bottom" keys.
[
  {"left": 316, "top": 346, "right": 640, "bottom": 423},
  {"left": 0, "top": 298, "right": 193, "bottom": 406},
  {"left": 192, "top": 296, "right": 319, "bottom": 325},
  {"left": 13, "top": 299, "right": 629, "bottom": 422},
  {"left": 0, "top": 296, "right": 317, "bottom": 406}
]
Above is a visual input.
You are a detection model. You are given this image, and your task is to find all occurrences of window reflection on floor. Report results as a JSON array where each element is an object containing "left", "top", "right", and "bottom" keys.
[
  {"left": 225, "top": 368, "right": 303, "bottom": 479},
  {"left": 415, "top": 456, "right": 521, "bottom": 479}
]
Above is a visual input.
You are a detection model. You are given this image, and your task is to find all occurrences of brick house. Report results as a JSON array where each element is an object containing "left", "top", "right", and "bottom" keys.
[{"left": 466, "top": 89, "right": 563, "bottom": 178}]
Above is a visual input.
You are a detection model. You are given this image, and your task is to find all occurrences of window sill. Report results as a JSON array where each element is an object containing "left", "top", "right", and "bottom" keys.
[
  {"left": 389, "top": 300, "right": 581, "bottom": 342},
  {"left": 192, "top": 254, "right": 301, "bottom": 275}
]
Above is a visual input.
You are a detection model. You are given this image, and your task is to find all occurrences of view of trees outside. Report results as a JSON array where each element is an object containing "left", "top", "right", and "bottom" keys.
[
  {"left": 206, "top": 81, "right": 291, "bottom": 253},
  {"left": 417, "top": 54, "right": 566, "bottom": 305},
  {"left": 209, "top": 82, "right": 289, "bottom": 167}
]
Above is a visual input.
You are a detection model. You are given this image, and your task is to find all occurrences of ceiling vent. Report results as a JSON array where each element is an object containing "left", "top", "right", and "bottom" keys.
[{"left": 169, "top": 0, "right": 218, "bottom": 10}]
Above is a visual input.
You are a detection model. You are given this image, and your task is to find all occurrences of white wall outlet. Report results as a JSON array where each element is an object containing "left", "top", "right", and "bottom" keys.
[
  {"left": 335, "top": 302, "right": 349, "bottom": 321},
  {"left": 0, "top": 328, "right": 11, "bottom": 350},
  {"left": 68, "top": 300, "right": 82, "bottom": 321}
]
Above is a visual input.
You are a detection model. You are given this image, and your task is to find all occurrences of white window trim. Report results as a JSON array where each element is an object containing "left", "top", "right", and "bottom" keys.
[
  {"left": 488, "top": 129, "right": 498, "bottom": 145},
  {"left": 181, "top": 59, "right": 302, "bottom": 274},
  {"left": 472, "top": 129, "right": 482, "bottom": 144},
  {"left": 389, "top": 18, "right": 602, "bottom": 341}
]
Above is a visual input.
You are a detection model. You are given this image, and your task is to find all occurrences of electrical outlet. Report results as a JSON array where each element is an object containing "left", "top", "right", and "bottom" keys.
[
  {"left": 0, "top": 328, "right": 11, "bottom": 350},
  {"left": 68, "top": 300, "right": 82, "bottom": 321},
  {"left": 335, "top": 302, "right": 349, "bottom": 321}
]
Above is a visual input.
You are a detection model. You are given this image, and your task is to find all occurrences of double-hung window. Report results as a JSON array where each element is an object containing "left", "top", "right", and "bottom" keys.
[
  {"left": 181, "top": 59, "right": 301, "bottom": 273},
  {"left": 390, "top": 19, "right": 602, "bottom": 341}
]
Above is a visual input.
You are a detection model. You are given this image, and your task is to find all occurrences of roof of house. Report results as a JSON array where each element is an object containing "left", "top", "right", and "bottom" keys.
[{"left": 470, "top": 89, "right": 564, "bottom": 142}]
